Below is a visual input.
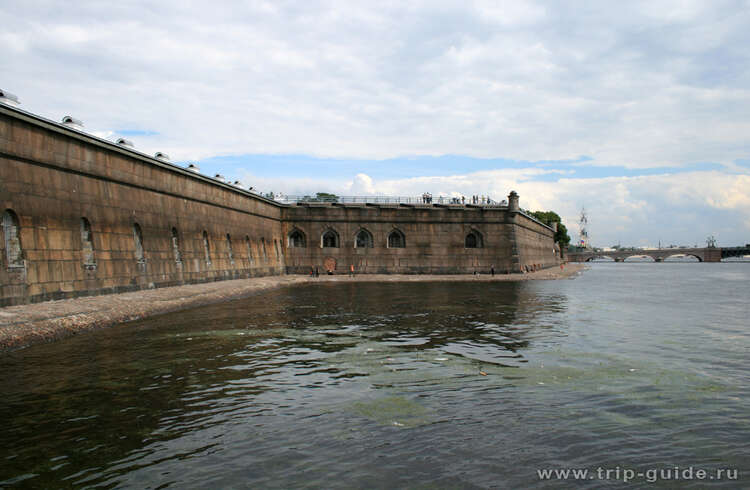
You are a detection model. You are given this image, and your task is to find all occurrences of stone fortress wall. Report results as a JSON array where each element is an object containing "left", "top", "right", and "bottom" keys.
[
  {"left": 1, "top": 102, "right": 560, "bottom": 307},
  {"left": 0, "top": 104, "right": 285, "bottom": 306},
  {"left": 283, "top": 201, "right": 557, "bottom": 274}
]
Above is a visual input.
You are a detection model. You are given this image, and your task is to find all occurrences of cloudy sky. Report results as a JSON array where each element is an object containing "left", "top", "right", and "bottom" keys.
[{"left": 3, "top": 0, "right": 749, "bottom": 247}]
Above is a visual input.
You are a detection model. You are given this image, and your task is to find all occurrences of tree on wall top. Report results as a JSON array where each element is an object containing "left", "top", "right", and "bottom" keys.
[
  {"left": 301, "top": 192, "right": 340, "bottom": 203},
  {"left": 529, "top": 210, "right": 571, "bottom": 247}
]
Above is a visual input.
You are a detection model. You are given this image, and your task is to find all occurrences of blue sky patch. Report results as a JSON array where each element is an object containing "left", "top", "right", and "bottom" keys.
[
  {"left": 192, "top": 154, "right": 729, "bottom": 183},
  {"left": 116, "top": 129, "right": 159, "bottom": 137}
]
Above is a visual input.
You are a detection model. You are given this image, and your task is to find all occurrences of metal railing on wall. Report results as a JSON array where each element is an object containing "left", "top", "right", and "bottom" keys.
[{"left": 276, "top": 195, "right": 508, "bottom": 206}]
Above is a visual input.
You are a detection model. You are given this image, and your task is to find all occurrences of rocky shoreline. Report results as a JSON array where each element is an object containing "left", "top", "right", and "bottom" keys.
[{"left": 0, "top": 264, "right": 585, "bottom": 353}]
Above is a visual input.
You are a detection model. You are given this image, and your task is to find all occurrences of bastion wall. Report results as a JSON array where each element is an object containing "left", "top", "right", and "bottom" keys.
[
  {"left": 282, "top": 204, "right": 557, "bottom": 274},
  {"left": 1, "top": 104, "right": 560, "bottom": 306},
  {"left": 0, "top": 106, "right": 285, "bottom": 306}
]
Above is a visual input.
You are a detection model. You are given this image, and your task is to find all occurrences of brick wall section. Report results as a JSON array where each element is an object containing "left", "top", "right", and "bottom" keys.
[
  {"left": 281, "top": 204, "right": 558, "bottom": 274},
  {"left": 514, "top": 218, "right": 560, "bottom": 271},
  {"left": 1, "top": 107, "right": 284, "bottom": 306},
  {"left": 1, "top": 105, "right": 559, "bottom": 306}
]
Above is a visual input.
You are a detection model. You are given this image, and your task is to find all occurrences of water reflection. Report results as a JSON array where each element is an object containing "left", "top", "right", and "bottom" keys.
[
  {"left": 1, "top": 282, "right": 560, "bottom": 486},
  {"left": 1, "top": 269, "right": 748, "bottom": 488}
]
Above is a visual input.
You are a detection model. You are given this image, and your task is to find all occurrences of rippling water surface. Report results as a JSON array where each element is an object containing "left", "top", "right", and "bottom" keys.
[{"left": 1, "top": 263, "right": 749, "bottom": 488}]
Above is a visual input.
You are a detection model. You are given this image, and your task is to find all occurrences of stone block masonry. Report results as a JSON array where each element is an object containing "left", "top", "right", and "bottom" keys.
[
  {"left": 1, "top": 105, "right": 284, "bottom": 306},
  {"left": 1, "top": 102, "right": 560, "bottom": 306},
  {"left": 283, "top": 201, "right": 557, "bottom": 274}
]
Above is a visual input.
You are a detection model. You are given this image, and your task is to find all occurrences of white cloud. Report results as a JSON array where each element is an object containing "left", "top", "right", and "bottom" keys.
[
  {"left": 237, "top": 167, "right": 750, "bottom": 247},
  {"left": 348, "top": 173, "right": 376, "bottom": 194},
  {"left": 2, "top": 0, "right": 749, "bottom": 167},
  {"left": 471, "top": 0, "right": 546, "bottom": 26},
  {"left": 3, "top": 0, "right": 750, "bottom": 245}
]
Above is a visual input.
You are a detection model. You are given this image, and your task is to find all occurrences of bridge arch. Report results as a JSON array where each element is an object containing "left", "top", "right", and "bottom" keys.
[
  {"left": 623, "top": 255, "right": 655, "bottom": 262},
  {"left": 585, "top": 255, "right": 614, "bottom": 262},
  {"left": 663, "top": 253, "right": 702, "bottom": 262}
]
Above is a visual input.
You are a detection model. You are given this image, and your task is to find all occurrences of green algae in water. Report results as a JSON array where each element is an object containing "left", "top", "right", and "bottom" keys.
[
  {"left": 2, "top": 270, "right": 749, "bottom": 488},
  {"left": 350, "top": 395, "right": 433, "bottom": 428}
]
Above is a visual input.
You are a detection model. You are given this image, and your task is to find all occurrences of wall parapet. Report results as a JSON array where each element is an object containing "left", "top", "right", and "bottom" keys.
[
  {"left": 1, "top": 103, "right": 560, "bottom": 306},
  {"left": 0, "top": 104, "right": 281, "bottom": 208}
]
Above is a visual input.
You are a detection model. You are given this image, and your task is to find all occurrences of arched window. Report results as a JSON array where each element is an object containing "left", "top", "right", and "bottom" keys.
[
  {"left": 133, "top": 223, "right": 145, "bottom": 261},
  {"left": 322, "top": 229, "right": 339, "bottom": 248},
  {"left": 226, "top": 233, "right": 234, "bottom": 265},
  {"left": 465, "top": 230, "right": 483, "bottom": 248},
  {"left": 387, "top": 229, "right": 405, "bottom": 248},
  {"left": 202, "top": 231, "right": 211, "bottom": 264},
  {"left": 80, "top": 217, "right": 95, "bottom": 265},
  {"left": 245, "top": 235, "right": 254, "bottom": 265},
  {"left": 2, "top": 209, "right": 23, "bottom": 268},
  {"left": 288, "top": 229, "right": 306, "bottom": 248},
  {"left": 171, "top": 227, "right": 182, "bottom": 263},
  {"left": 355, "top": 229, "right": 374, "bottom": 248}
]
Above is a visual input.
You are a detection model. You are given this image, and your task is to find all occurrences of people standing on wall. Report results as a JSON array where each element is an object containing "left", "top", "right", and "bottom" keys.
[
  {"left": 349, "top": 264, "right": 354, "bottom": 277},
  {"left": 490, "top": 265, "right": 495, "bottom": 276}
]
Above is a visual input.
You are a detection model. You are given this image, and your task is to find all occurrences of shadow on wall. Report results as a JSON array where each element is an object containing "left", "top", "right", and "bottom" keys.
[{"left": 0, "top": 207, "right": 284, "bottom": 306}]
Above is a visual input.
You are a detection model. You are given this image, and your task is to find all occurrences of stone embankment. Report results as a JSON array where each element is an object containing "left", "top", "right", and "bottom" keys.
[{"left": 0, "top": 264, "right": 585, "bottom": 353}]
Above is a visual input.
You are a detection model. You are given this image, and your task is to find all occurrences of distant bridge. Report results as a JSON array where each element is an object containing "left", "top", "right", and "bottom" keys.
[
  {"left": 720, "top": 246, "right": 750, "bottom": 260},
  {"left": 565, "top": 247, "right": 746, "bottom": 263}
]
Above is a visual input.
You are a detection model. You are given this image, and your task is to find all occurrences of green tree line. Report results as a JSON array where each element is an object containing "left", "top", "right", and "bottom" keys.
[{"left": 529, "top": 210, "right": 570, "bottom": 247}]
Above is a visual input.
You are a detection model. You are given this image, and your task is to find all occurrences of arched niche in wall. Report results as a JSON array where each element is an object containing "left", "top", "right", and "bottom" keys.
[
  {"left": 354, "top": 228, "right": 374, "bottom": 248},
  {"left": 387, "top": 229, "right": 405, "bottom": 248},
  {"left": 133, "top": 223, "right": 145, "bottom": 261},
  {"left": 2, "top": 209, "right": 23, "bottom": 268},
  {"left": 288, "top": 229, "right": 306, "bottom": 248},
  {"left": 171, "top": 227, "right": 182, "bottom": 263},
  {"left": 80, "top": 217, "right": 95, "bottom": 266},
  {"left": 322, "top": 229, "right": 340, "bottom": 248},
  {"left": 465, "top": 230, "right": 483, "bottom": 249},
  {"left": 226, "top": 233, "right": 235, "bottom": 265},
  {"left": 202, "top": 230, "right": 211, "bottom": 265}
]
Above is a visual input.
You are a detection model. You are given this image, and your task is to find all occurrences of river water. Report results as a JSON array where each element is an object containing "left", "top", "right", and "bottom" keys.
[{"left": 1, "top": 263, "right": 748, "bottom": 488}]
